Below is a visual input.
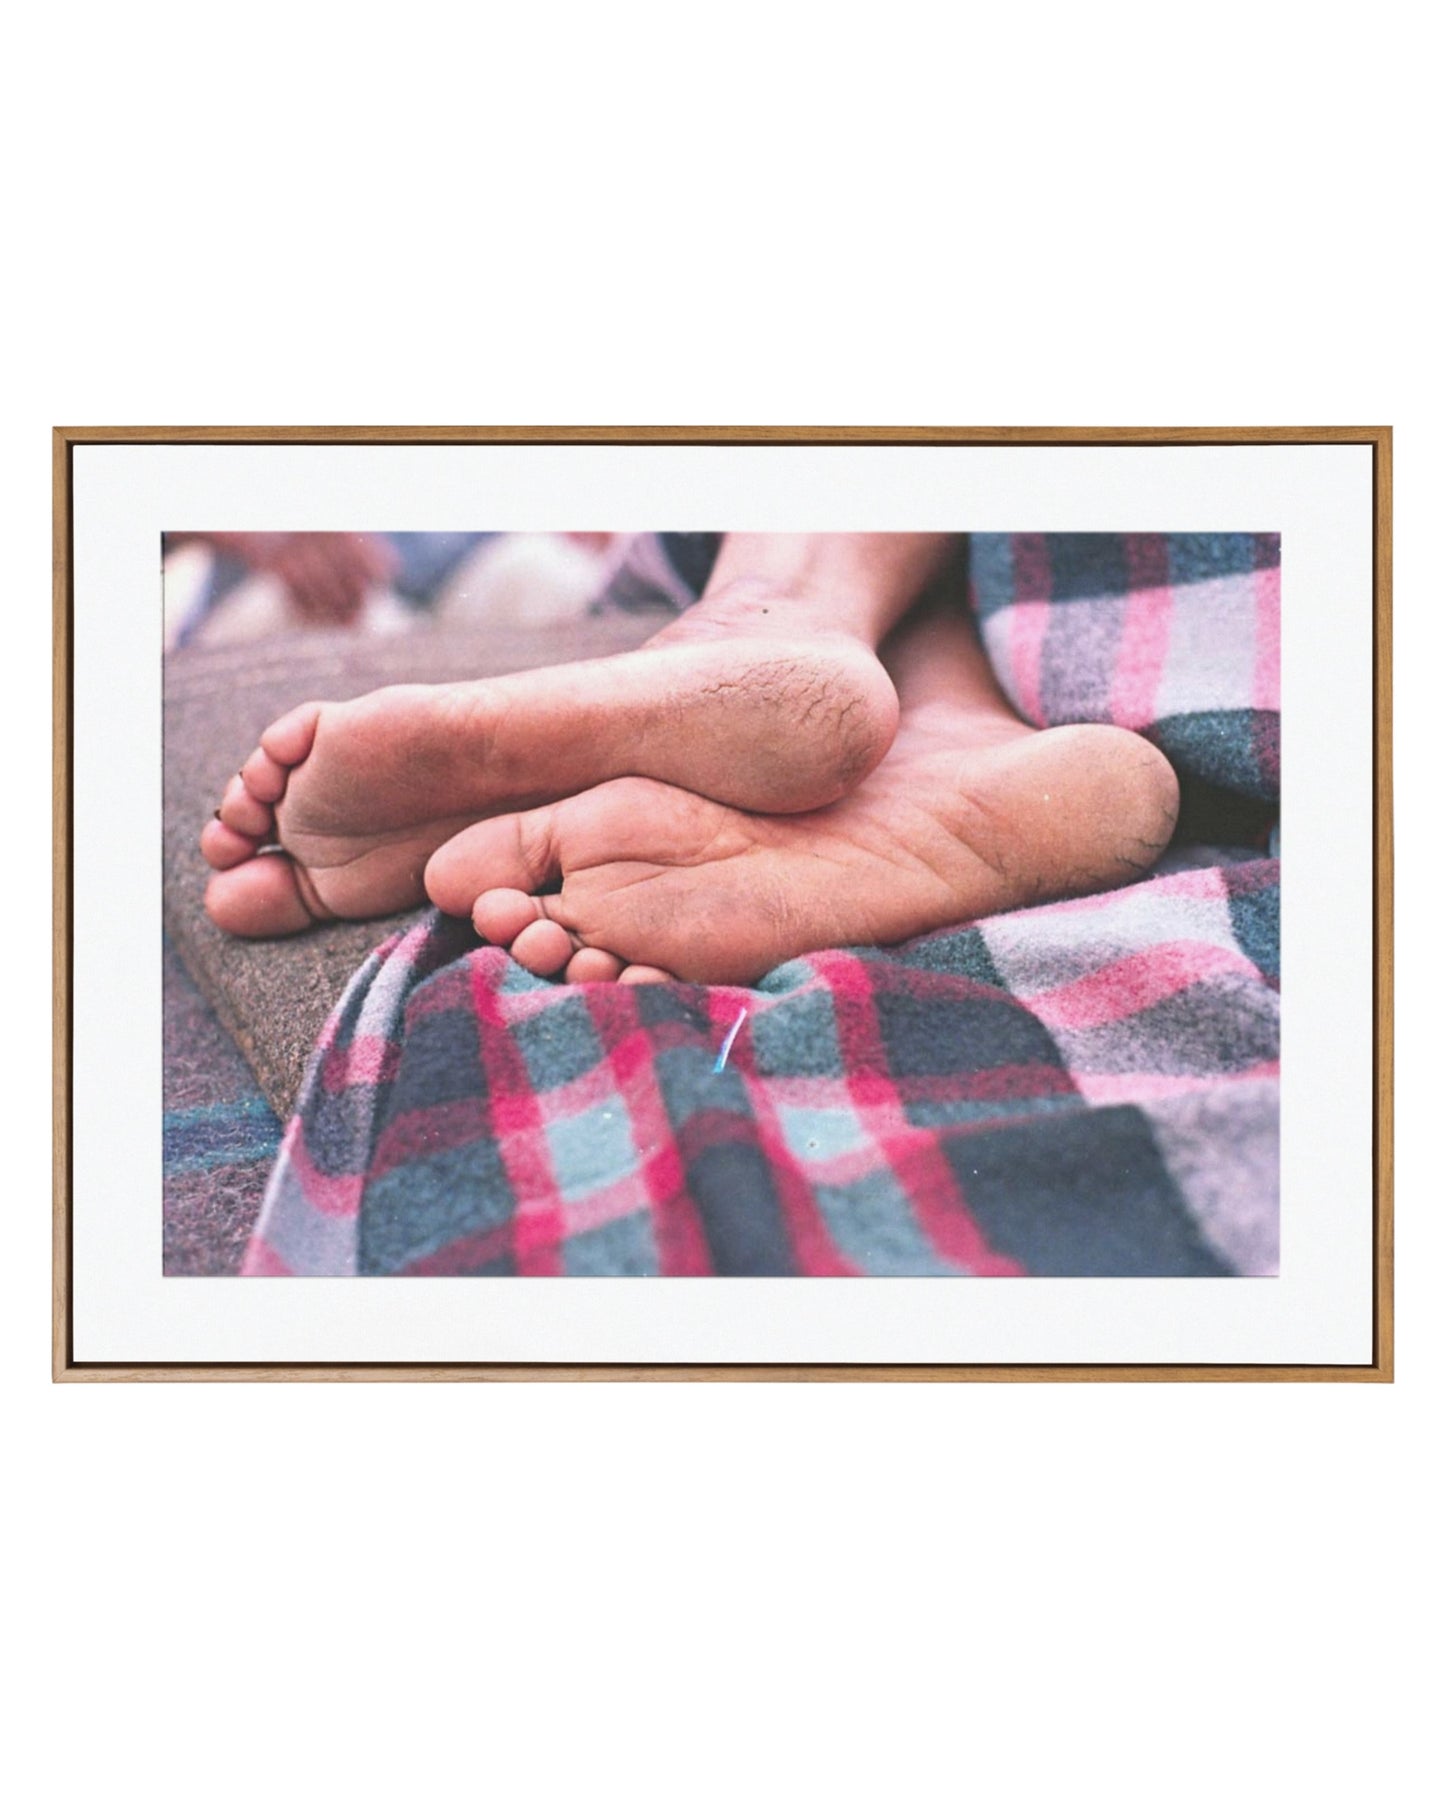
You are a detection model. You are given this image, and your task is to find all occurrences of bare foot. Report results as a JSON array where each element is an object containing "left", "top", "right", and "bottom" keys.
[
  {"left": 201, "top": 584, "right": 899, "bottom": 937},
  {"left": 424, "top": 607, "right": 1181, "bottom": 986}
]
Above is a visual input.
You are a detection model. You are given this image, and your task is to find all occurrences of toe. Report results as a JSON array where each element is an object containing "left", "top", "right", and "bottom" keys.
[
  {"left": 618, "top": 964, "right": 678, "bottom": 985},
  {"left": 241, "top": 746, "right": 290, "bottom": 805},
  {"left": 205, "top": 853, "right": 317, "bottom": 937},
  {"left": 471, "top": 887, "right": 546, "bottom": 944},
  {"left": 426, "top": 807, "right": 563, "bottom": 916},
  {"left": 510, "top": 918, "right": 577, "bottom": 977},
  {"left": 201, "top": 817, "right": 260, "bottom": 869},
  {"left": 259, "top": 700, "right": 323, "bottom": 769},
  {"left": 218, "top": 775, "right": 274, "bottom": 839},
  {"left": 565, "top": 947, "right": 625, "bottom": 984}
]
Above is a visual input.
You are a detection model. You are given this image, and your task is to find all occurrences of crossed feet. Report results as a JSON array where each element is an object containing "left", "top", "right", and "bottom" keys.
[{"left": 202, "top": 585, "right": 1179, "bottom": 986}]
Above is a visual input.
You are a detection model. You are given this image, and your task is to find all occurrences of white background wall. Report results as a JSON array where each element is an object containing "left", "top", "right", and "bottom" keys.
[{"left": 6, "top": 6, "right": 1435, "bottom": 1803}]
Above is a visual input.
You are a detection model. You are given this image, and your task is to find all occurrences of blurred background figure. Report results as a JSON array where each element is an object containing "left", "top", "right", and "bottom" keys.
[
  {"left": 430, "top": 532, "right": 620, "bottom": 632},
  {"left": 164, "top": 530, "right": 628, "bottom": 650},
  {"left": 164, "top": 532, "right": 404, "bottom": 645}
]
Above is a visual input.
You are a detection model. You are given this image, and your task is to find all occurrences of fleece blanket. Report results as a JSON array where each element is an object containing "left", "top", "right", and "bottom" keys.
[{"left": 245, "top": 532, "right": 1281, "bottom": 1278}]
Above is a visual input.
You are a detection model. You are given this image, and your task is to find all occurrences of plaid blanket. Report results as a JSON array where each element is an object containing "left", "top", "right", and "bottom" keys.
[
  {"left": 244, "top": 533, "right": 1280, "bottom": 1278},
  {"left": 971, "top": 532, "right": 1280, "bottom": 802}
]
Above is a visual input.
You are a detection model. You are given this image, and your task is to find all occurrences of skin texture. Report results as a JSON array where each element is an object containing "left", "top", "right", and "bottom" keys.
[
  {"left": 201, "top": 536, "right": 954, "bottom": 938},
  {"left": 424, "top": 601, "right": 1180, "bottom": 986},
  {"left": 199, "top": 534, "right": 1179, "bottom": 970}
]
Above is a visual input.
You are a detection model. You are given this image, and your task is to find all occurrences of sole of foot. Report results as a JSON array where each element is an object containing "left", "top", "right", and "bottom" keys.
[
  {"left": 423, "top": 717, "right": 1181, "bottom": 987},
  {"left": 201, "top": 619, "right": 899, "bottom": 938}
]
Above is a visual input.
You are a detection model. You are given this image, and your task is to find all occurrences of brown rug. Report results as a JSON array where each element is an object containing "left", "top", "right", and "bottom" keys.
[{"left": 163, "top": 616, "right": 653, "bottom": 1118}]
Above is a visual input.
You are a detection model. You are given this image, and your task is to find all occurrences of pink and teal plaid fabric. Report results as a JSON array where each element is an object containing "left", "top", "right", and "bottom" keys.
[
  {"left": 246, "top": 850, "right": 1278, "bottom": 1278},
  {"left": 970, "top": 532, "right": 1279, "bottom": 802},
  {"left": 244, "top": 532, "right": 1281, "bottom": 1278}
]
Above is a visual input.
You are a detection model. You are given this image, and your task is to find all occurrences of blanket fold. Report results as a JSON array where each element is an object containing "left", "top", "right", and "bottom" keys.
[
  {"left": 247, "top": 852, "right": 1278, "bottom": 1278},
  {"left": 244, "top": 530, "right": 1281, "bottom": 1279}
]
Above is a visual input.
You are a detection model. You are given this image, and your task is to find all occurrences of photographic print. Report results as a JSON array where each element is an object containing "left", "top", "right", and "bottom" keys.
[
  {"left": 57, "top": 430, "right": 1389, "bottom": 1374},
  {"left": 166, "top": 527, "right": 1279, "bottom": 1282}
]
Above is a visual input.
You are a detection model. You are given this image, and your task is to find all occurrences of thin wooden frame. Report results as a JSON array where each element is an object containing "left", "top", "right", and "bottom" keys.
[{"left": 53, "top": 425, "right": 1393, "bottom": 1382}]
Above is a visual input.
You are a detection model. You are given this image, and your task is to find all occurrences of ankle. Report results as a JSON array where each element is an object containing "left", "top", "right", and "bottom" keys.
[{"left": 655, "top": 576, "right": 865, "bottom": 647}]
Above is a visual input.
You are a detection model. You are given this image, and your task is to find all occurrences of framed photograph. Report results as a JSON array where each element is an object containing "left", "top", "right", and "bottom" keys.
[{"left": 53, "top": 426, "right": 1392, "bottom": 1379}]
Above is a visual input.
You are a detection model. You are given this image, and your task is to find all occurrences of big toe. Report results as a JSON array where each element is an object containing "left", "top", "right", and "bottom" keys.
[
  {"left": 426, "top": 809, "right": 562, "bottom": 917},
  {"left": 205, "top": 854, "right": 319, "bottom": 938}
]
